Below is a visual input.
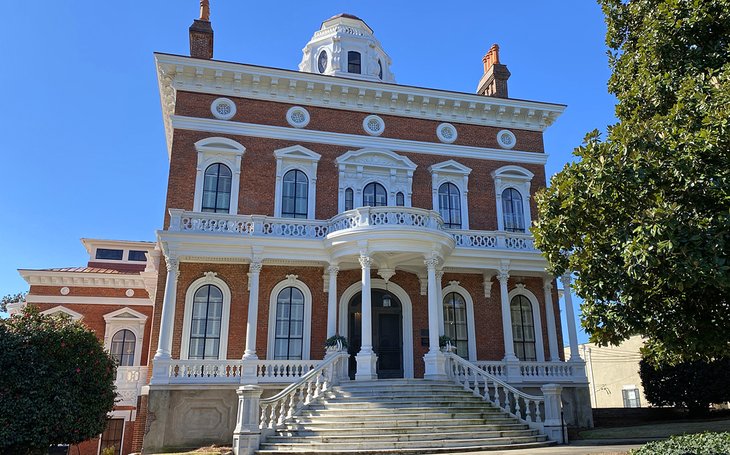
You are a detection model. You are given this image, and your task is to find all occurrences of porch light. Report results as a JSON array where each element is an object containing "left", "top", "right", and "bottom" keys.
[{"left": 382, "top": 293, "right": 392, "bottom": 307}]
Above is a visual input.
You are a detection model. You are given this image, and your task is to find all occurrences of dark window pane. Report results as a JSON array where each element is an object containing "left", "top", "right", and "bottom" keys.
[
  {"left": 502, "top": 188, "right": 525, "bottom": 232},
  {"left": 111, "top": 329, "right": 136, "bottom": 366},
  {"left": 202, "top": 163, "right": 232, "bottom": 213},
  {"left": 363, "top": 182, "right": 387, "bottom": 207},
  {"left": 345, "top": 188, "right": 354, "bottom": 211},
  {"left": 378, "top": 59, "right": 383, "bottom": 79},
  {"left": 347, "top": 51, "right": 361, "bottom": 74},
  {"left": 396, "top": 192, "right": 405, "bottom": 206},
  {"left": 438, "top": 183, "right": 462, "bottom": 229},
  {"left": 96, "top": 248, "right": 123, "bottom": 260},
  {"left": 510, "top": 295, "right": 536, "bottom": 361},
  {"left": 188, "top": 284, "right": 223, "bottom": 359},
  {"left": 128, "top": 250, "right": 147, "bottom": 261},
  {"left": 282, "top": 170, "right": 308, "bottom": 218},
  {"left": 274, "top": 286, "right": 305, "bottom": 360},
  {"left": 99, "top": 418, "right": 124, "bottom": 455},
  {"left": 442, "top": 292, "right": 469, "bottom": 358}
]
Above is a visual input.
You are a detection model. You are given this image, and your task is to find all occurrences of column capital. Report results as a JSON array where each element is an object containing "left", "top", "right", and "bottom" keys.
[
  {"left": 164, "top": 255, "right": 179, "bottom": 276},
  {"left": 327, "top": 264, "right": 340, "bottom": 275},
  {"left": 358, "top": 254, "right": 372, "bottom": 269},
  {"left": 560, "top": 274, "right": 571, "bottom": 287},
  {"left": 543, "top": 276, "right": 554, "bottom": 291},
  {"left": 497, "top": 269, "right": 509, "bottom": 284},
  {"left": 249, "top": 261, "right": 263, "bottom": 274},
  {"left": 436, "top": 270, "right": 445, "bottom": 281},
  {"left": 424, "top": 254, "right": 441, "bottom": 271}
]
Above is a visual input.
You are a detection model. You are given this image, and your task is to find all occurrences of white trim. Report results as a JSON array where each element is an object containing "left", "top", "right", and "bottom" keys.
[
  {"left": 436, "top": 123, "right": 458, "bottom": 144},
  {"left": 497, "top": 129, "right": 517, "bottom": 149},
  {"left": 19, "top": 269, "right": 147, "bottom": 288},
  {"left": 508, "top": 285, "right": 546, "bottom": 362},
  {"left": 273, "top": 145, "right": 321, "bottom": 220},
  {"left": 192, "top": 137, "right": 246, "bottom": 215},
  {"left": 441, "top": 282, "right": 477, "bottom": 362},
  {"left": 170, "top": 116, "right": 550, "bottom": 165},
  {"left": 26, "top": 295, "right": 152, "bottom": 306},
  {"left": 40, "top": 305, "right": 83, "bottom": 321},
  {"left": 180, "top": 273, "right": 232, "bottom": 360},
  {"left": 104, "top": 307, "right": 148, "bottom": 367},
  {"left": 363, "top": 115, "right": 385, "bottom": 136},
  {"left": 210, "top": 97, "right": 236, "bottom": 120},
  {"left": 266, "top": 275, "right": 313, "bottom": 360},
  {"left": 492, "top": 165, "right": 534, "bottom": 232},
  {"left": 429, "top": 160, "right": 472, "bottom": 230},
  {"left": 338, "top": 278, "right": 414, "bottom": 379},
  {"left": 286, "top": 106, "right": 311, "bottom": 128}
]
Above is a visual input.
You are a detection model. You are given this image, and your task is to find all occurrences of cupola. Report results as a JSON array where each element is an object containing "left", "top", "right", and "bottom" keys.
[{"left": 299, "top": 14, "right": 395, "bottom": 83}]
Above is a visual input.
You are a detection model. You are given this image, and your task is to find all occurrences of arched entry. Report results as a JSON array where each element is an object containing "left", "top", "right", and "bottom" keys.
[
  {"left": 339, "top": 279, "right": 414, "bottom": 378},
  {"left": 348, "top": 289, "right": 403, "bottom": 379}
]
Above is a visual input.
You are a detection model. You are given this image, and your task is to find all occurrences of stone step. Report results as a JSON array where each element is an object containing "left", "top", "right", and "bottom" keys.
[
  {"left": 297, "top": 410, "right": 506, "bottom": 421},
  {"left": 306, "top": 402, "right": 495, "bottom": 411},
  {"left": 318, "top": 397, "right": 489, "bottom": 406},
  {"left": 302, "top": 404, "right": 501, "bottom": 414},
  {"left": 255, "top": 441, "right": 554, "bottom": 455},
  {"left": 258, "top": 434, "right": 549, "bottom": 451},
  {"left": 328, "top": 391, "right": 487, "bottom": 399},
  {"left": 267, "top": 428, "right": 539, "bottom": 443},
  {"left": 276, "top": 422, "right": 530, "bottom": 436},
  {"left": 284, "top": 417, "right": 515, "bottom": 428}
]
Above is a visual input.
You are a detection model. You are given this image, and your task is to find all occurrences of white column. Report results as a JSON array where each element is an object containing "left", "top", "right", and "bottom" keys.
[
  {"left": 561, "top": 274, "right": 582, "bottom": 362},
  {"left": 326, "top": 265, "right": 339, "bottom": 338},
  {"left": 498, "top": 268, "right": 518, "bottom": 361},
  {"left": 151, "top": 255, "right": 179, "bottom": 384},
  {"left": 424, "top": 255, "right": 447, "bottom": 380},
  {"left": 543, "top": 276, "right": 560, "bottom": 361},
  {"left": 436, "top": 270, "right": 445, "bottom": 336},
  {"left": 243, "top": 261, "right": 263, "bottom": 359},
  {"left": 154, "top": 255, "right": 179, "bottom": 360},
  {"left": 355, "top": 254, "right": 377, "bottom": 380}
]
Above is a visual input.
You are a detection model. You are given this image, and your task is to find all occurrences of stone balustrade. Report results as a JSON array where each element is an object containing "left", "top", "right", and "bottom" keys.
[
  {"left": 153, "top": 359, "right": 320, "bottom": 385},
  {"left": 115, "top": 366, "right": 148, "bottom": 407},
  {"left": 475, "top": 360, "right": 584, "bottom": 384}
]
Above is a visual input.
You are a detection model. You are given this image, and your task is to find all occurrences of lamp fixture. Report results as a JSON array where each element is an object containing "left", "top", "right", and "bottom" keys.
[{"left": 382, "top": 281, "right": 392, "bottom": 307}]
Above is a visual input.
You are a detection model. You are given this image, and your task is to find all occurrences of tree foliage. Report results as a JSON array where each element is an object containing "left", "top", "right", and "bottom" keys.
[
  {"left": 0, "top": 307, "right": 117, "bottom": 455},
  {"left": 0, "top": 292, "right": 26, "bottom": 313},
  {"left": 639, "top": 355, "right": 730, "bottom": 414},
  {"left": 533, "top": 0, "right": 730, "bottom": 363}
]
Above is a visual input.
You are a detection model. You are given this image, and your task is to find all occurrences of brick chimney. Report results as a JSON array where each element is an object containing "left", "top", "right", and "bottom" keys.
[
  {"left": 189, "top": 0, "right": 213, "bottom": 59},
  {"left": 477, "top": 44, "right": 510, "bottom": 98}
]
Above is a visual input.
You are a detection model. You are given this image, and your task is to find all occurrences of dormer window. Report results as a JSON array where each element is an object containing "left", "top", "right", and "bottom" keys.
[
  {"left": 378, "top": 60, "right": 383, "bottom": 79},
  {"left": 317, "top": 50, "right": 328, "bottom": 73},
  {"left": 348, "top": 51, "right": 361, "bottom": 74},
  {"left": 96, "top": 248, "right": 123, "bottom": 260}
]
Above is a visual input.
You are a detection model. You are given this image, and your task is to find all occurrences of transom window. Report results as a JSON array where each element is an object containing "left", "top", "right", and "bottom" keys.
[
  {"left": 502, "top": 188, "right": 525, "bottom": 232},
  {"left": 110, "top": 329, "right": 136, "bottom": 366},
  {"left": 282, "top": 169, "right": 309, "bottom": 218},
  {"left": 345, "top": 188, "right": 354, "bottom": 211},
  {"left": 363, "top": 182, "right": 387, "bottom": 207},
  {"left": 438, "top": 183, "right": 462, "bottom": 229},
  {"left": 443, "top": 292, "right": 469, "bottom": 358},
  {"left": 511, "top": 295, "right": 536, "bottom": 361},
  {"left": 189, "top": 285, "right": 223, "bottom": 359},
  {"left": 347, "top": 51, "right": 361, "bottom": 74},
  {"left": 202, "top": 163, "right": 232, "bottom": 213},
  {"left": 274, "top": 287, "right": 305, "bottom": 360}
]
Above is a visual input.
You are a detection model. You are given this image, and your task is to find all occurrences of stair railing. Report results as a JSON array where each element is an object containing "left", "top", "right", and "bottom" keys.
[
  {"left": 258, "top": 351, "right": 349, "bottom": 437},
  {"left": 444, "top": 352, "right": 564, "bottom": 442}
]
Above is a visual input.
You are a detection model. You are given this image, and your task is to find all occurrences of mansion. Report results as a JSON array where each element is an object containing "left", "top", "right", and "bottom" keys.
[{"left": 13, "top": 9, "right": 592, "bottom": 455}]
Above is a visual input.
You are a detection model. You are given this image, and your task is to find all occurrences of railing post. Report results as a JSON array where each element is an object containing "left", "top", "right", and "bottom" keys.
[
  {"left": 168, "top": 209, "right": 184, "bottom": 231},
  {"left": 252, "top": 215, "right": 265, "bottom": 235},
  {"left": 541, "top": 383, "right": 565, "bottom": 444},
  {"left": 232, "top": 385, "right": 263, "bottom": 455}
]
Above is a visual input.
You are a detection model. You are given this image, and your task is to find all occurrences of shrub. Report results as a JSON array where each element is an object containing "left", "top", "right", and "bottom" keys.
[
  {"left": 629, "top": 432, "right": 730, "bottom": 455},
  {"left": 324, "top": 335, "right": 348, "bottom": 349},
  {"left": 0, "top": 307, "right": 117, "bottom": 454}
]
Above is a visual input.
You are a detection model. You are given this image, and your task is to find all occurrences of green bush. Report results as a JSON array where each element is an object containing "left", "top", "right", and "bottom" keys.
[
  {"left": 630, "top": 432, "right": 730, "bottom": 455},
  {"left": 0, "top": 307, "right": 117, "bottom": 454}
]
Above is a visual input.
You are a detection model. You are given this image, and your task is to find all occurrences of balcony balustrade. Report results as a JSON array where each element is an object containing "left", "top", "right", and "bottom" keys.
[{"left": 167, "top": 208, "right": 536, "bottom": 251}]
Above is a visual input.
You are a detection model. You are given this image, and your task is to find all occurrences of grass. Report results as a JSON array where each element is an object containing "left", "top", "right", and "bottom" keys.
[{"left": 580, "top": 418, "right": 730, "bottom": 439}]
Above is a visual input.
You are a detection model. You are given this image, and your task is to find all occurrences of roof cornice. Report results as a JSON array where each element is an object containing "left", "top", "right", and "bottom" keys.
[
  {"left": 18, "top": 269, "right": 147, "bottom": 289},
  {"left": 155, "top": 53, "right": 565, "bottom": 158}
]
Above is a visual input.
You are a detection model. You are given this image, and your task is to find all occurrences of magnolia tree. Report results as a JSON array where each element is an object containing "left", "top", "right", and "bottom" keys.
[
  {"left": 0, "top": 307, "right": 117, "bottom": 455},
  {"left": 533, "top": 0, "right": 730, "bottom": 363}
]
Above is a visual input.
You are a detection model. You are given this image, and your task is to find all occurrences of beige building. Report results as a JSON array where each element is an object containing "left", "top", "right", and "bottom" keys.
[{"left": 566, "top": 336, "right": 649, "bottom": 408}]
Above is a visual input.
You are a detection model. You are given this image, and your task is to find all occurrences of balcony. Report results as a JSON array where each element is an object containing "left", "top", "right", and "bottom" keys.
[
  {"left": 115, "top": 366, "right": 148, "bottom": 407},
  {"left": 167, "top": 208, "right": 536, "bottom": 252}
]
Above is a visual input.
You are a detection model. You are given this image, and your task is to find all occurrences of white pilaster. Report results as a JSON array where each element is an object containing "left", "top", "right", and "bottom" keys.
[
  {"left": 326, "top": 265, "right": 339, "bottom": 338},
  {"left": 243, "top": 261, "right": 263, "bottom": 360},
  {"left": 424, "top": 255, "right": 447, "bottom": 380},
  {"left": 151, "top": 255, "right": 179, "bottom": 384},
  {"left": 561, "top": 274, "right": 582, "bottom": 362},
  {"left": 543, "top": 276, "right": 560, "bottom": 361},
  {"left": 498, "top": 267, "right": 518, "bottom": 362},
  {"left": 355, "top": 253, "right": 377, "bottom": 380},
  {"left": 436, "top": 270, "right": 445, "bottom": 337}
]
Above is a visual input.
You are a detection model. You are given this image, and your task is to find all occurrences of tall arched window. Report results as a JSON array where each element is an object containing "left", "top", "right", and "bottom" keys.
[
  {"left": 438, "top": 183, "right": 462, "bottom": 229},
  {"left": 347, "top": 51, "right": 361, "bottom": 74},
  {"left": 189, "top": 284, "right": 223, "bottom": 359},
  {"left": 274, "top": 287, "right": 305, "bottom": 360},
  {"left": 344, "top": 188, "right": 354, "bottom": 211},
  {"left": 110, "top": 329, "right": 136, "bottom": 366},
  {"left": 443, "top": 292, "right": 468, "bottom": 358},
  {"left": 202, "top": 163, "right": 232, "bottom": 213},
  {"left": 511, "top": 295, "right": 536, "bottom": 361},
  {"left": 363, "top": 182, "right": 387, "bottom": 207},
  {"left": 282, "top": 169, "right": 308, "bottom": 218},
  {"left": 502, "top": 188, "right": 525, "bottom": 232}
]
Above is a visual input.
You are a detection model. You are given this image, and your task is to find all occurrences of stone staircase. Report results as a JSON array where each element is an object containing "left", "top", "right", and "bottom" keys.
[{"left": 256, "top": 379, "right": 554, "bottom": 454}]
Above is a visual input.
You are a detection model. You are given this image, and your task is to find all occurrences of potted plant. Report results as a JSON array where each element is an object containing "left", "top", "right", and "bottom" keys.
[
  {"left": 324, "top": 335, "right": 349, "bottom": 352},
  {"left": 439, "top": 335, "right": 455, "bottom": 353}
]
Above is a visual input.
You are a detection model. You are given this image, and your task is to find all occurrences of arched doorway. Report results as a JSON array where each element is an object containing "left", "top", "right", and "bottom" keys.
[{"left": 348, "top": 289, "right": 403, "bottom": 379}]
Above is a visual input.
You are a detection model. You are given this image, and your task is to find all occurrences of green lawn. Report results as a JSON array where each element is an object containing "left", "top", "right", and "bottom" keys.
[{"left": 580, "top": 419, "right": 730, "bottom": 439}]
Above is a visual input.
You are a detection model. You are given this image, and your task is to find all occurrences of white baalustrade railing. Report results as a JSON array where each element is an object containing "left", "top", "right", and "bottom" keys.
[
  {"left": 474, "top": 360, "right": 583, "bottom": 384},
  {"left": 115, "top": 366, "right": 148, "bottom": 407},
  {"left": 167, "top": 207, "right": 538, "bottom": 251},
  {"left": 153, "top": 358, "right": 320, "bottom": 385}
]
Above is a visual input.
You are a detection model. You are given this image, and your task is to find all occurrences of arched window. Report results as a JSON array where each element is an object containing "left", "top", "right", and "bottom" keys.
[
  {"left": 202, "top": 163, "right": 232, "bottom": 213},
  {"left": 282, "top": 169, "right": 308, "bottom": 218},
  {"left": 347, "top": 51, "right": 361, "bottom": 74},
  {"left": 110, "top": 329, "right": 136, "bottom": 366},
  {"left": 511, "top": 295, "right": 536, "bottom": 361},
  {"left": 443, "top": 292, "right": 468, "bottom": 358},
  {"left": 189, "top": 284, "right": 223, "bottom": 359},
  {"left": 378, "top": 60, "right": 383, "bottom": 79},
  {"left": 396, "top": 192, "right": 405, "bottom": 206},
  {"left": 502, "top": 188, "right": 525, "bottom": 232},
  {"left": 438, "top": 183, "right": 462, "bottom": 229},
  {"left": 344, "top": 188, "right": 354, "bottom": 211},
  {"left": 274, "top": 287, "right": 305, "bottom": 360},
  {"left": 363, "top": 182, "right": 387, "bottom": 207}
]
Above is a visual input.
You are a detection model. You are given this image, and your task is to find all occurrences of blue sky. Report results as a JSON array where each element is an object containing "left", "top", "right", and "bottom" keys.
[{"left": 0, "top": 2, "right": 617, "bottom": 345}]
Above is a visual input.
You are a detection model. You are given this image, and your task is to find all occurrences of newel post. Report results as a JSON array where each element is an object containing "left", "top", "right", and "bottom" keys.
[
  {"left": 541, "top": 383, "right": 565, "bottom": 444},
  {"left": 232, "top": 385, "right": 263, "bottom": 455}
]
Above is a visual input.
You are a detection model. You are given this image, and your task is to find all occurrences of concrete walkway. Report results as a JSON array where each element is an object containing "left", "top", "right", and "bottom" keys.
[{"left": 440, "top": 439, "right": 645, "bottom": 455}]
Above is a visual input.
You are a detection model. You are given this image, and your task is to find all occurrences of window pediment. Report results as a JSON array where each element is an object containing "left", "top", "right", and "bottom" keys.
[
  {"left": 337, "top": 149, "right": 417, "bottom": 173},
  {"left": 429, "top": 160, "right": 472, "bottom": 176},
  {"left": 41, "top": 306, "right": 83, "bottom": 321},
  {"left": 103, "top": 307, "right": 148, "bottom": 323},
  {"left": 274, "top": 145, "right": 321, "bottom": 163}
]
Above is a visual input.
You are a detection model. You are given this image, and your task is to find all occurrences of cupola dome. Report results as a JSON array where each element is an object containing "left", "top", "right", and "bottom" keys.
[{"left": 299, "top": 14, "right": 395, "bottom": 83}]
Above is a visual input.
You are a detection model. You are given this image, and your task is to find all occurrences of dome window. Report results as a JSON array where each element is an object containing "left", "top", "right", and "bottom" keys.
[
  {"left": 317, "top": 50, "right": 328, "bottom": 73},
  {"left": 378, "top": 60, "right": 383, "bottom": 79},
  {"left": 347, "top": 51, "right": 361, "bottom": 74}
]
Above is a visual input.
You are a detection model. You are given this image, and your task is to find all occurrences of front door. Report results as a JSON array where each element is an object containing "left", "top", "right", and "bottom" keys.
[{"left": 348, "top": 289, "right": 403, "bottom": 379}]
